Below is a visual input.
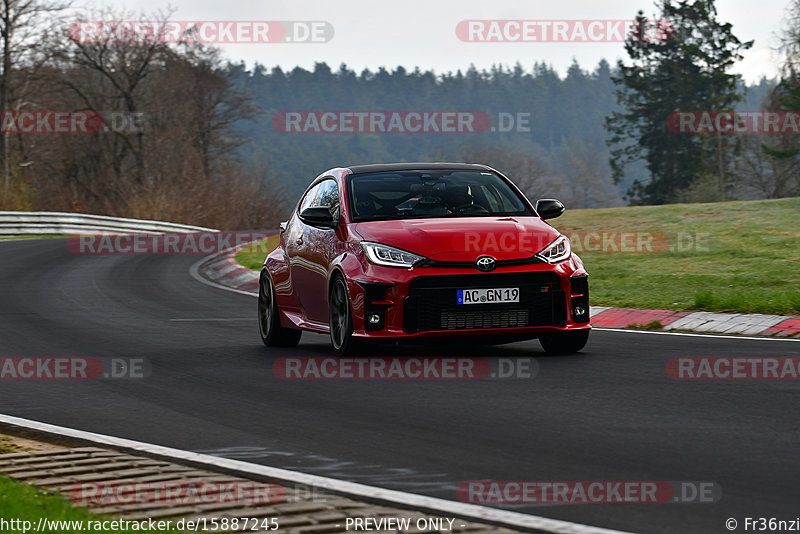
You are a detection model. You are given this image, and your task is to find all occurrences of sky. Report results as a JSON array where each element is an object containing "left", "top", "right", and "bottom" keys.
[{"left": 82, "top": 0, "right": 791, "bottom": 83}]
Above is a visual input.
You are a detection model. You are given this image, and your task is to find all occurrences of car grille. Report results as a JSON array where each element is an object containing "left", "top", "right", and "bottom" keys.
[{"left": 403, "top": 273, "right": 566, "bottom": 333}]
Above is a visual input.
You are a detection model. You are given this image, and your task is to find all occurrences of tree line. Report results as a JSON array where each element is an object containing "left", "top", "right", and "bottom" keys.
[
  {"left": 0, "top": 0, "right": 796, "bottom": 229},
  {"left": 0, "top": 4, "right": 285, "bottom": 229},
  {"left": 608, "top": 0, "right": 800, "bottom": 204}
]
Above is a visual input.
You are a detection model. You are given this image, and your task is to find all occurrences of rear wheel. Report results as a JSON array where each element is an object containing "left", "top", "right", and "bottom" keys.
[
  {"left": 259, "top": 272, "right": 302, "bottom": 347},
  {"left": 329, "top": 275, "right": 359, "bottom": 356},
  {"left": 539, "top": 330, "right": 590, "bottom": 354}
]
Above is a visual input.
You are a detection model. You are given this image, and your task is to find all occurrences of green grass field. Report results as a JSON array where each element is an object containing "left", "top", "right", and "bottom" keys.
[
  {"left": 235, "top": 197, "right": 800, "bottom": 315},
  {"left": 0, "top": 234, "right": 64, "bottom": 240},
  {"left": 0, "top": 476, "right": 181, "bottom": 534},
  {"left": 235, "top": 235, "right": 280, "bottom": 270},
  {"left": 553, "top": 197, "right": 800, "bottom": 315}
]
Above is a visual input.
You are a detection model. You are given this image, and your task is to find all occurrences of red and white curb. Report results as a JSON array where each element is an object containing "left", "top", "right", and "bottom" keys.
[
  {"left": 590, "top": 307, "right": 800, "bottom": 337},
  {"left": 192, "top": 246, "right": 800, "bottom": 339},
  {"left": 190, "top": 246, "right": 260, "bottom": 297}
]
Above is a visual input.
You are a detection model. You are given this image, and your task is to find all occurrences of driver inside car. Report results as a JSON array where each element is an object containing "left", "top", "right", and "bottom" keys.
[{"left": 445, "top": 185, "right": 475, "bottom": 214}]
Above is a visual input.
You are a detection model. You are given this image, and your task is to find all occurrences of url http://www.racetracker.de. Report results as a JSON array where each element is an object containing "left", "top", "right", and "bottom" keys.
[{"left": 0, "top": 516, "right": 280, "bottom": 532}]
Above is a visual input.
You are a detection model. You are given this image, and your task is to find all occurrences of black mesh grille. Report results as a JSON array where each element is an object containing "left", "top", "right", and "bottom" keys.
[
  {"left": 404, "top": 273, "right": 566, "bottom": 333},
  {"left": 440, "top": 308, "right": 529, "bottom": 330}
]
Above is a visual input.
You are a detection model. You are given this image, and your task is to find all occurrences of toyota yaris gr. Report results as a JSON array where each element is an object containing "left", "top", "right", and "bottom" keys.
[{"left": 259, "top": 163, "right": 590, "bottom": 355}]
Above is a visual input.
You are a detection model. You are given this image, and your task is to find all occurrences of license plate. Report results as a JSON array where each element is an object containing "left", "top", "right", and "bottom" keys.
[{"left": 457, "top": 288, "right": 520, "bottom": 305}]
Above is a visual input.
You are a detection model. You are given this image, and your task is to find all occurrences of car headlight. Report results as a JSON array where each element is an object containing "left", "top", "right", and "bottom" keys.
[
  {"left": 537, "top": 235, "right": 571, "bottom": 264},
  {"left": 361, "top": 242, "right": 425, "bottom": 268}
]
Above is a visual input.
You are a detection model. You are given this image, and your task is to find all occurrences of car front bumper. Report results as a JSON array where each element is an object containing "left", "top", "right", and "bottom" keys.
[{"left": 345, "top": 256, "right": 590, "bottom": 339}]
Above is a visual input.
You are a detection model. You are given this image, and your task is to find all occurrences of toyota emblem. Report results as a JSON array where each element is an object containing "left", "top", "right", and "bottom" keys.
[{"left": 475, "top": 256, "right": 496, "bottom": 272}]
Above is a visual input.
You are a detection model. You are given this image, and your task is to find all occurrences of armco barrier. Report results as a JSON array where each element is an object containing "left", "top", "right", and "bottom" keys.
[{"left": 0, "top": 211, "right": 216, "bottom": 235}]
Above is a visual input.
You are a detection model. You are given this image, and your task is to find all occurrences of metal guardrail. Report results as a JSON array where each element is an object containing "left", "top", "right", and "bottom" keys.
[{"left": 0, "top": 211, "right": 217, "bottom": 235}]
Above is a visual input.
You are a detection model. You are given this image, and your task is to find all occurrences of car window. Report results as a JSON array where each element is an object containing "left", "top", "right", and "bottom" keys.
[
  {"left": 315, "top": 179, "right": 340, "bottom": 214},
  {"left": 347, "top": 170, "right": 531, "bottom": 222},
  {"left": 299, "top": 178, "right": 340, "bottom": 215},
  {"left": 299, "top": 182, "right": 322, "bottom": 213}
]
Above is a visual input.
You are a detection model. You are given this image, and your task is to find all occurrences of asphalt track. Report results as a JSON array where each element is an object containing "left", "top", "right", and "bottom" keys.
[{"left": 1, "top": 237, "right": 798, "bottom": 534}]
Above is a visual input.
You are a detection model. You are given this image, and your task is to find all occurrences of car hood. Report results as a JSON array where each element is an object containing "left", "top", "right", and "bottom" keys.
[{"left": 352, "top": 217, "right": 561, "bottom": 261}]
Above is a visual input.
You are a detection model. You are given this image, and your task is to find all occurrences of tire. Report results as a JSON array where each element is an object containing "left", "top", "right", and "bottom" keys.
[
  {"left": 329, "top": 275, "right": 360, "bottom": 356},
  {"left": 539, "top": 330, "right": 590, "bottom": 354},
  {"left": 259, "top": 271, "right": 302, "bottom": 348}
]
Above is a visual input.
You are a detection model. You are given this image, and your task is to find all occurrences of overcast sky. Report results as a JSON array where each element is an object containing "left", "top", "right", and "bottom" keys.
[{"left": 84, "top": 0, "right": 790, "bottom": 82}]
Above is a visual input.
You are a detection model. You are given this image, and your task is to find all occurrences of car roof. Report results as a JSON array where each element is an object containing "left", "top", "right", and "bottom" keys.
[{"left": 345, "top": 162, "right": 493, "bottom": 174}]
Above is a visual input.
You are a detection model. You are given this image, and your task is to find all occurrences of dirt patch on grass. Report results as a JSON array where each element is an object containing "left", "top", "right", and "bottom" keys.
[{"left": 0, "top": 433, "right": 70, "bottom": 453}]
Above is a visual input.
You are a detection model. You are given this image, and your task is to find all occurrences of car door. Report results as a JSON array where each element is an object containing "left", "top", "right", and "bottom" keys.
[{"left": 289, "top": 178, "right": 341, "bottom": 323}]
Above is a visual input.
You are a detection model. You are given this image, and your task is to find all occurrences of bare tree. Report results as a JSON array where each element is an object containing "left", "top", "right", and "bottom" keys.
[
  {"left": 778, "top": 0, "right": 800, "bottom": 78},
  {"left": 732, "top": 133, "right": 800, "bottom": 199},
  {"left": 449, "top": 142, "right": 559, "bottom": 200},
  {"left": 447, "top": 141, "right": 623, "bottom": 209},
  {"left": 0, "top": 0, "right": 69, "bottom": 202},
  {"left": 552, "top": 141, "right": 624, "bottom": 208},
  {"left": 49, "top": 8, "right": 177, "bottom": 186},
  {"left": 730, "top": 0, "right": 800, "bottom": 199}
]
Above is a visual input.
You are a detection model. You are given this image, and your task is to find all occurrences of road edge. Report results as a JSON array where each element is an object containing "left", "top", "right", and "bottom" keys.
[{"left": 0, "top": 414, "right": 633, "bottom": 534}]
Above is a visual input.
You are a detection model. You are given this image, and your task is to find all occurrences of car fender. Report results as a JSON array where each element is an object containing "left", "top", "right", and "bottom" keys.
[
  {"left": 328, "top": 248, "right": 367, "bottom": 332},
  {"left": 264, "top": 244, "right": 300, "bottom": 313}
]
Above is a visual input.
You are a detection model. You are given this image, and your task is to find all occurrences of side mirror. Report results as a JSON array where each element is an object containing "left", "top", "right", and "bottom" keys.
[
  {"left": 299, "top": 206, "right": 336, "bottom": 227},
  {"left": 535, "top": 198, "right": 566, "bottom": 220}
]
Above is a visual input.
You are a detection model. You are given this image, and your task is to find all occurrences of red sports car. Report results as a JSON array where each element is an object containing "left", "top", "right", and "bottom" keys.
[{"left": 259, "top": 163, "right": 590, "bottom": 355}]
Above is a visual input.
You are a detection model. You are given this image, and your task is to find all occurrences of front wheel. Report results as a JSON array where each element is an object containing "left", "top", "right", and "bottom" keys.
[
  {"left": 539, "top": 330, "right": 590, "bottom": 354},
  {"left": 329, "top": 276, "right": 360, "bottom": 356},
  {"left": 259, "top": 271, "right": 302, "bottom": 348}
]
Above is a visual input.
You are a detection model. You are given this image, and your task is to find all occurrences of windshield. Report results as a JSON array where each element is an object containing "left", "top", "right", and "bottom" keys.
[{"left": 346, "top": 170, "right": 533, "bottom": 222}]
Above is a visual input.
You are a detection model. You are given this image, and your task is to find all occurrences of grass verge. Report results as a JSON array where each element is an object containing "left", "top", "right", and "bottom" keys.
[
  {"left": 0, "top": 234, "right": 64, "bottom": 240},
  {"left": 553, "top": 197, "right": 800, "bottom": 315},
  {"left": 0, "top": 476, "right": 181, "bottom": 533},
  {"left": 234, "top": 235, "right": 280, "bottom": 270}
]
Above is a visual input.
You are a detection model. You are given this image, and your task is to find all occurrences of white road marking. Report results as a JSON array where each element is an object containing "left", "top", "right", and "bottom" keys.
[
  {"left": 593, "top": 327, "right": 799, "bottom": 342},
  {"left": 189, "top": 254, "right": 258, "bottom": 297},
  {"left": 168, "top": 318, "right": 252, "bottom": 322}
]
